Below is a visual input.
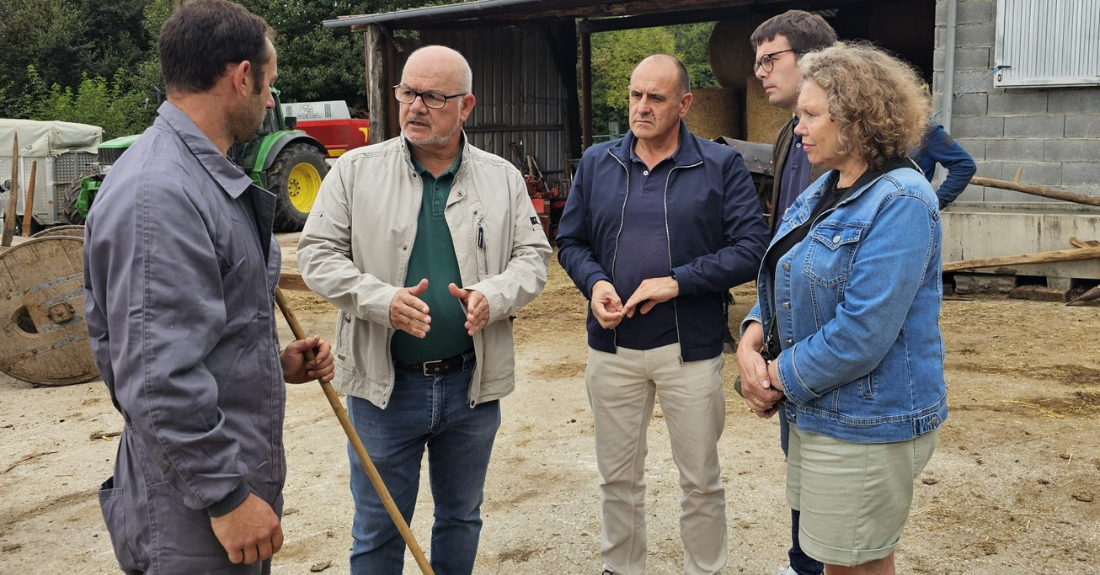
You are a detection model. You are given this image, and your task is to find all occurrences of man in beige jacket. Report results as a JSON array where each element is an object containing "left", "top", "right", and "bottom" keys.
[{"left": 296, "top": 45, "right": 550, "bottom": 575}]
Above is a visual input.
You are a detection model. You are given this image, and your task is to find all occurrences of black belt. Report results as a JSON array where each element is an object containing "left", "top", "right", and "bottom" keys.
[{"left": 394, "top": 350, "right": 473, "bottom": 376}]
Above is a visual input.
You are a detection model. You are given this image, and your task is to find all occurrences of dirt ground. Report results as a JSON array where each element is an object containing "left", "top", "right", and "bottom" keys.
[{"left": 1, "top": 235, "right": 1098, "bottom": 575}]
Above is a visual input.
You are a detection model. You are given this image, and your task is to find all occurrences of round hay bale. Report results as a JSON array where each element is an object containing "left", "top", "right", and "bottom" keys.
[{"left": 709, "top": 17, "right": 768, "bottom": 89}]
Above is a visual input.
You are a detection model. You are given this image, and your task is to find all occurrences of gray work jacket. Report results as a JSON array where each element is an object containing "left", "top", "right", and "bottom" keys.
[{"left": 83, "top": 101, "right": 285, "bottom": 572}]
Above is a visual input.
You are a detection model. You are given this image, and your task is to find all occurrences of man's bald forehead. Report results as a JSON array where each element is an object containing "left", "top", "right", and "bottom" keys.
[
  {"left": 631, "top": 54, "right": 690, "bottom": 95},
  {"left": 403, "top": 44, "right": 473, "bottom": 93}
]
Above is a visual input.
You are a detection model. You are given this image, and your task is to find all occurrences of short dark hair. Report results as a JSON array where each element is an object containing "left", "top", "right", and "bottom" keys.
[
  {"left": 158, "top": 0, "right": 274, "bottom": 94},
  {"left": 750, "top": 10, "right": 837, "bottom": 56}
]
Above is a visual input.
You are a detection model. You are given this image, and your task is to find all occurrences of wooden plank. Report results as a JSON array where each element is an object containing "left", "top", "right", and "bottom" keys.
[
  {"left": 943, "top": 246, "right": 1100, "bottom": 272},
  {"left": 1007, "top": 285, "right": 1067, "bottom": 302},
  {"left": 970, "top": 176, "right": 1100, "bottom": 207},
  {"left": 580, "top": 21, "right": 592, "bottom": 150},
  {"left": 1069, "top": 237, "right": 1100, "bottom": 249}
]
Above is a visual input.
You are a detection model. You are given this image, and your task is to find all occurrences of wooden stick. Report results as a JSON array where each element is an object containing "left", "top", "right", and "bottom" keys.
[
  {"left": 2, "top": 135, "right": 19, "bottom": 247},
  {"left": 277, "top": 271, "right": 310, "bottom": 292},
  {"left": 970, "top": 176, "right": 1100, "bottom": 207},
  {"left": 273, "top": 288, "right": 436, "bottom": 575},
  {"left": 943, "top": 246, "right": 1100, "bottom": 272},
  {"left": 22, "top": 161, "right": 37, "bottom": 236}
]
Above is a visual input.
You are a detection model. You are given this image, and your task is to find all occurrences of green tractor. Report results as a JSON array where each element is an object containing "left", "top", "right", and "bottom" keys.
[{"left": 76, "top": 89, "right": 328, "bottom": 232}]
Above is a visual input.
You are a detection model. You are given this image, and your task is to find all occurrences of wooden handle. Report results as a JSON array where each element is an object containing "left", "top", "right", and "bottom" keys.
[{"left": 273, "top": 288, "right": 435, "bottom": 575}]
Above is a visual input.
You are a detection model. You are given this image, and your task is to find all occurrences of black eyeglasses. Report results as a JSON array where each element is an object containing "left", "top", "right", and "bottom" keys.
[
  {"left": 393, "top": 85, "right": 467, "bottom": 109},
  {"left": 754, "top": 48, "right": 795, "bottom": 73}
]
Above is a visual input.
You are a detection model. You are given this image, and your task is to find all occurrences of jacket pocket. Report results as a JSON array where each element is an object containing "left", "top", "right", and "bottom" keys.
[
  {"left": 804, "top": 222, "right": 863, "bottom": 287},
  {"left": 146, "top": 482, "right": 237, "bottom": 575},
  {"left": 98, "top": 477, "right": 144, "bottom": 574}
]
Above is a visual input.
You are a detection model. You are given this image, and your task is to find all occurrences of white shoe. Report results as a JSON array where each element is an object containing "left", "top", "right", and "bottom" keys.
[{"left": 774, "top": 566, "right": 798, "bottom": 575}]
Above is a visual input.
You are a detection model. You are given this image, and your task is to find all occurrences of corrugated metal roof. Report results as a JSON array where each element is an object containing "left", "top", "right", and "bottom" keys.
[{"left": 324, "top": 0, "right": 761, "bottom": 30}]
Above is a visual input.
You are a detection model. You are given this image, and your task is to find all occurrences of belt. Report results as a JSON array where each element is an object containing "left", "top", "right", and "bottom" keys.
[{"left": 394, "top": 350, "right": 473, "bottom": 377}]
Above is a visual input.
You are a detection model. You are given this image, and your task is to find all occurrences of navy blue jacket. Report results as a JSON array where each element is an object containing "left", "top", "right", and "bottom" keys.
[
  {"left": 557, "top": 121, "right": 768, "bottom": 361},
  {"left": 912, "top": 123, "right": 977, "bottom": 209}
]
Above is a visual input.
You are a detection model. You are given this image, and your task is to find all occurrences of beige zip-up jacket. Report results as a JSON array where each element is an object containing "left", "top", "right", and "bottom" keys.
[{"left": 297, "top": 135, "right": 551, "bottom": 408}]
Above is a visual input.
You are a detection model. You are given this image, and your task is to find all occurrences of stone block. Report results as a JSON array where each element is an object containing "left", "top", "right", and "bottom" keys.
[
  {"left": 953, "top": 273, "right": 1016, "bottom": 294},
  {"left": 1065, "top": 115, "right": 1100, "bottom": 138},
  {"left": 1048, "top": 88, "right": 1100, "bottom": 114},
  {"left": 1046, "top": 139, "right": 1095, "bottom": 162},
  {"left": 1062, "top": 162, "right": 1100, "bottom": 188},
  {"left": 955, "top": 22, "right": 995, "bottom": 47},
  {"left": 958, "top": 0, "right": 994, "bottom": 25},
  {"left": 953, "top": 70, "right": 996, "bottom": 96},
  {"left": 973, "top": 160, "right": 1001, "bottom": 179},
  {"left": 953, "top": 115, "right": 1004, "bottom": 138},
  {"left": 955, "top": 138, "right": 986, "bottom": 160},
  {"left": 988, "top": 91, "right": 1049, "bottom": 115},
  {"left": 1004, "top": 115, "right": 1065, "bottom": 138},
  {"left": 986, "top": 138, "right": 1046, "bottom": 162},
  {"left": 1011, "top": 161, "right": 1063, "bottom": 188},
  {"left": 953, "top": 47, "right": 992, "bottom": 71},
  {"left": 952, "top": 93, "right": 988, "bottom": 116}
]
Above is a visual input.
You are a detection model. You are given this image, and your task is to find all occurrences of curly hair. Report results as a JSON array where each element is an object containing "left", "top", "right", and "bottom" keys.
[{"left": 798, "top": 42, "right": 931, "bottom": 170}]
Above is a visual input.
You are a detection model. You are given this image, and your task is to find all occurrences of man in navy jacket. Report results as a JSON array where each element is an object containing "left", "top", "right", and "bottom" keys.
[
  {"left": 912, "top": 122, "right": 977, "bottom": 209},
  {"left": 557, "top": 54, "right": 768, "bottom": 575}
]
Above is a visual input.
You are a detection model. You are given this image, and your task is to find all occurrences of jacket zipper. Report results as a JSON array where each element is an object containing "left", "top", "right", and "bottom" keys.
[
  {"left": 664, "top": 160, "right": 702, "bottom": 365},
  {"left": 607, "top": 149, "right": 630, "bottom": 350}
]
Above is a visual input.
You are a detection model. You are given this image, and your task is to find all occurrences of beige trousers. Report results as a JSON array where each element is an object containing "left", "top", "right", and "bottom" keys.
[{"left": 586, "top": 344, "right": 727, "bottom": 575}]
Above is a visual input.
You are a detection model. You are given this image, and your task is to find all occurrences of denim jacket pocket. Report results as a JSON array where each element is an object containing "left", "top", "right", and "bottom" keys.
[{"left": 804, "top": 222, "right": 864, "bottom": 287}]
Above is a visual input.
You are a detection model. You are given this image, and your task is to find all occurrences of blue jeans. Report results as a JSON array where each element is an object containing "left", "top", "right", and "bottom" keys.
[{"left": 346, "top": 358, "right": 500, "bottom": 575}]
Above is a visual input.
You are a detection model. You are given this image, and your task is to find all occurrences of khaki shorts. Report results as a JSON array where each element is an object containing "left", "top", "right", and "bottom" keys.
[{"left": 786, "top": 425, "right": 938, "bottom": 567}]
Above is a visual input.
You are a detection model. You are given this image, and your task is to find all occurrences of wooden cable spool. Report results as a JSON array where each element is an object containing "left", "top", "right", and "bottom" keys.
[{"left": 0, "top": 236, "right": 98, "bottom": 386}]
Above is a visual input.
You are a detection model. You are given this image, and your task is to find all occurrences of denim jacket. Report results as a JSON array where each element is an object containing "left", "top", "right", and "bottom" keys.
[{"left": 743, "top": 166, "right": 947, "bottom": 443}]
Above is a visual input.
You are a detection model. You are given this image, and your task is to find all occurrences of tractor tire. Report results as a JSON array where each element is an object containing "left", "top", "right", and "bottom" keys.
[
  {"left": 64, "top": 172, "right": 100, "bottom": 225},
  {"left": 267, "top": 143, "right": 328, "bottom": 232}
]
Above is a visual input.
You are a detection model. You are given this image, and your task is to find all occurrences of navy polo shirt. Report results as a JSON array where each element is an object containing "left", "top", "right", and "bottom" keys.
[
  {"left": 612, "top": 144, "right": 679, "bottom": 350},
  {"left": 778, "top": 117, "right": 812, "bottom": 218}
]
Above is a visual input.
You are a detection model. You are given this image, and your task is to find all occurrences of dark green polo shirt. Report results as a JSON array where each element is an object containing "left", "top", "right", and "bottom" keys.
[{"left": 390, "top": 153, "right": 473, "bottom": 364}]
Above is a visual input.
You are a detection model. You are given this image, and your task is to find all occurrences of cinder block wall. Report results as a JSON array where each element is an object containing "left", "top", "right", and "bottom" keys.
[{"left": 934, "top": 0, "right": 1100, "bottom": 202}]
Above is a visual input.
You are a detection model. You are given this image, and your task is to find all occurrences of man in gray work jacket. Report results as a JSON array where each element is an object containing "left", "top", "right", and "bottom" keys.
[
  {"left": 297, "top": 45, "right": 550, "bottom": 575},
  {"left": 83, "top": 1, "right": 334, "bottom": 573}
]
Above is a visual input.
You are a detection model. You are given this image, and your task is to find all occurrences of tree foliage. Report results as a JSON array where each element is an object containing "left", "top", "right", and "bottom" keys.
[{"left": 1, "top": 0, "right": 719, "bottom": 141}]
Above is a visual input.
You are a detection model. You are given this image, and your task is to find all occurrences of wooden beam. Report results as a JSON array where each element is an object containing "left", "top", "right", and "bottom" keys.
[
  {"left": 970, "top": 176, "right": 1100, "bottom": 207},
  {"left": 364, "top": 25, "right": 389, "bottom": 145},
  {"left": 943, "top": 246, "right": 1100, "bottom": 273},
  {"left": 579, "top": 20, "right": 592, "bottom": 150}
]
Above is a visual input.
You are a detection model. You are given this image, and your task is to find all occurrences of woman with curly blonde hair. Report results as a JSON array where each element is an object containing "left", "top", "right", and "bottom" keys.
[{"left": 736, "top": 42, "right": 946, "bottom": 575}]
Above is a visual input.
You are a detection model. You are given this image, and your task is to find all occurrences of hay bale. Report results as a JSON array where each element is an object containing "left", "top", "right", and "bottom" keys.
[
  {"left": 746, "top": 79, "right": 792, "bottom": 144},
  {"left": 685, "top": 88, "right": 741, "bottom": 140},
  {"left": 709, "top": 18, "right": 767, "bottom": 89}
]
